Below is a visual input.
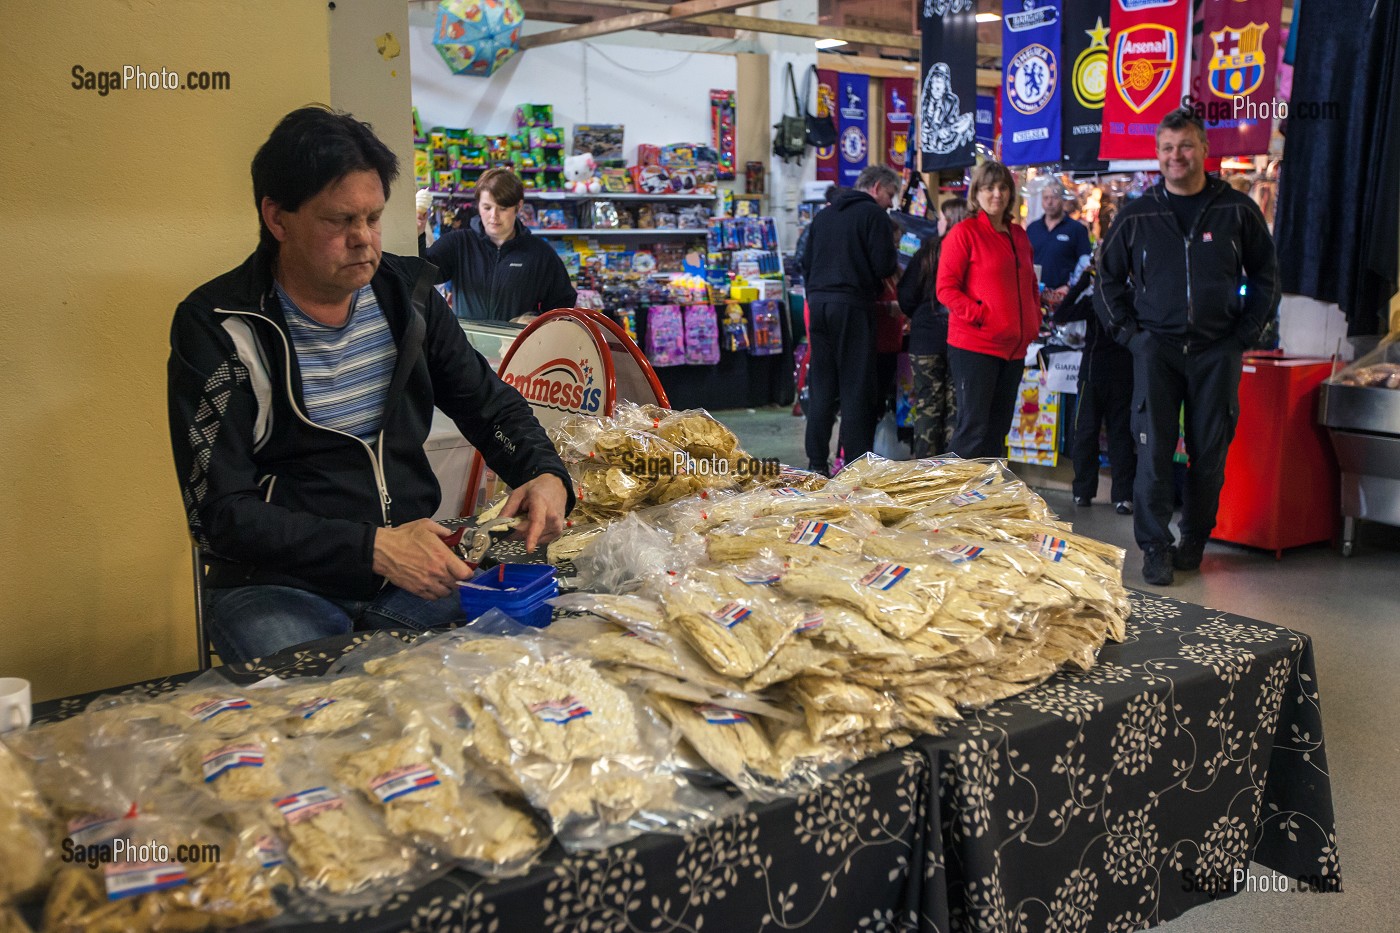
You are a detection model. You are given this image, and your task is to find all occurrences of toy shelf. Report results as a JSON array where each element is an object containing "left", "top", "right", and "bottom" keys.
[
  {"left": 526, "top": 192, "right": 716, "bottom": 202},
  {"left": 529, "top": 228, "right": 708, "bottom": 236}
]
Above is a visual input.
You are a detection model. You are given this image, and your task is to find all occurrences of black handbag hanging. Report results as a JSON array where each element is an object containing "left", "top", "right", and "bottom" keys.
[
  {"left": 802, "top": 65, "right": 838, "bottom": 149},
  {"left": 772, "top": 63, "right": 807, "bottom": 162}
]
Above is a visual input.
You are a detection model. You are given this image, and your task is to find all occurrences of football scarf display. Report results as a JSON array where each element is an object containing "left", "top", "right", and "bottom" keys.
[
  {"left": 1193, "top": 0, "right": 1283, "bottom": 156},
  {"left": 815, "top": 68, "right": 839, "bottom": 182},
  {"left": 837, "top": 72, "right": 871, "bottom": 186},
  {"left": 884, "top": 77, "right": 916, "bottom": 169},
  {"left": 1000, "top": 0, "right": 1063, "bottom": 166},
  {"left": 1061, "top": 0, "right": 1112, "bottom": 170},
  {"left": 918, "top": 0, "right": 979, "bottom": 171},
  {"left": 1099, "top": 0, "right": 1190, "bottom": 160}
]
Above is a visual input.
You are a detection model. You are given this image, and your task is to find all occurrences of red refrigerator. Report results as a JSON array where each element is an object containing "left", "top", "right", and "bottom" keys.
[{"left": 1214, "top": 355, "right": 1340, "bottom": 557}]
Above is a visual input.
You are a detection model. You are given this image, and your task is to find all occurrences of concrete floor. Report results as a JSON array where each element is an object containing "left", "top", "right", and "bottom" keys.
[{"left": 716, "top": 405, "right": 1399, "bottom": 932}]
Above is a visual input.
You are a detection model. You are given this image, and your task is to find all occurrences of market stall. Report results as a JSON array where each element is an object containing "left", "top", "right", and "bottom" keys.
[{"left": 10, "top": 590, "right": 1335, "bottom": 932}]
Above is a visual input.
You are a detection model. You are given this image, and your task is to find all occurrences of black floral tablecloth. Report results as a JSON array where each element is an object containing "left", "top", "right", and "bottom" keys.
[{"left": 27, "top": 591, "right": 1337, "bottom": 932}]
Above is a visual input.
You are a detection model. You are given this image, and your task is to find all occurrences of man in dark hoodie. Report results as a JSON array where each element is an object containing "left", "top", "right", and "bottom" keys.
[
  {"left": 800, "top": 165, "right": 901, "bottom": 474},
  {"left": 168, "top": 107, "right": 572, "bottom": 663},
  {"left": 418, "top": 167, "right": 576, "bottom": 321},
  {"left": 1095, "top": 109, "right": 1279, "bottom": 586}
]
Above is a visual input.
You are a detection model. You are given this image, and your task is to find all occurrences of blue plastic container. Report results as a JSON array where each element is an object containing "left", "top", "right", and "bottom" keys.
[{"left": 457, "top": 563, "right": 559, "bottom": 628}]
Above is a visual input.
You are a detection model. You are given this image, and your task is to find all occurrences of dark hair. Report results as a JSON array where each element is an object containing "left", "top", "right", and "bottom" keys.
[
  {"left": 251, "top": 105, "right": 400, "bottom": 254},
  {"left": 476, "top": 167, "right": 525, "bottom": 208},
  {"left": 1157, "top": 107, "right": 1207, "bottom": 144},
  {"left": 941, "top": 197, "right": 968, "bottom": 226},
  {"left": 919, "top": 234, "right": 942, "bottom": 291}
]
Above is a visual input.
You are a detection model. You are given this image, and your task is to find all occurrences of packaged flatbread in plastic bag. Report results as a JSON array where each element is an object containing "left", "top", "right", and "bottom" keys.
[
  {"left": 658, "top": 565, "right": 798, "bottom": 679},
  {"left": 0, "top": 740, "right": 52, "bottom": 905}
]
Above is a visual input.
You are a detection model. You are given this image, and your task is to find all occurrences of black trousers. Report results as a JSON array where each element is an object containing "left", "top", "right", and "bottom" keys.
[
  {"left": 1130, "top": 334, "right": 1242, "bottom": 550},
  {"left": 804, "top": 299, "right": 878, "bottom": 468},
  {"left": 947, "top": 346, "right": 1025, "bottom": 459},
  {"left": 1071, "top": 347, "right": 1136, "bottom": 502}
]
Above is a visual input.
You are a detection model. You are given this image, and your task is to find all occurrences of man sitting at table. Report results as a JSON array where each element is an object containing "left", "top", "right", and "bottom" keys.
[{"left": 167, "top": 105, "right": 573, "bottom": 664}]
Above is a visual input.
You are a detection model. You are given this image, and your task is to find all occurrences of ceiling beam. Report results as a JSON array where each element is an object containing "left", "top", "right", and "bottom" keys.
[
  {"left": 519, "top": 0, "right": 756, "bottom": 49},
  {"left": 688, "top": 13, "right": 918, "bottom": 50}
]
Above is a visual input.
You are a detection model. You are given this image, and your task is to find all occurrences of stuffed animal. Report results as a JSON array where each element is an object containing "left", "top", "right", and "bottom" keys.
[{"left": 563, "top": 153, "right": 601, "bottom": 194}]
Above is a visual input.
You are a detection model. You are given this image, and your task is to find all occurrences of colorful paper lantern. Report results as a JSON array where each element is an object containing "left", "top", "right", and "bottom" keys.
[{"left": 433, "top": 0, "right": 525, "bottom": 78}]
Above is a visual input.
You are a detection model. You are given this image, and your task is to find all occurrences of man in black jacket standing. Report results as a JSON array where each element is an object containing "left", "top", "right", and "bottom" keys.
[
  {"left": 168, "top": 107, "right": 572, "bottom": 662},
  {"left": 418, "top": 167, "right": 575, "bottom": 321},
  {"left": 800, "top": 165, "right": 900, "bottom": 474},
  {"left": 1095, "top": 109, "right": 1280, "bottom": 586}
]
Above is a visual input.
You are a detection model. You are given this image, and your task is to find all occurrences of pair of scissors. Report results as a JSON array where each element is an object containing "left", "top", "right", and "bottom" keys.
[{"left": 439, "top": 515, "right": 521, "bottom": 568}]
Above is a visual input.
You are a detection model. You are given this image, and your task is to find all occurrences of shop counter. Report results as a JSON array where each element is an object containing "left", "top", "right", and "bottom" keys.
[{"left": 22, "top": 592, "right": 1337, "bottom": 931}]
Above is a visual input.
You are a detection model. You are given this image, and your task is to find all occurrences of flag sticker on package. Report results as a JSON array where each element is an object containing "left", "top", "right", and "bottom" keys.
[
  {"left": 202, "top": 743, "right": 265, "bottom": 782},
  {"left": 370, "top": 764, "right": 442, "bottom": 803},
  {"left": 530, "top": 696, "right": 592, "bottom": 725},
  {"left": 105, "top": 862, "right": 189, "bottom": 901},
  {"left": 187, "top": 696, "right": 252, "bottom": 722},
  {"left": 939, "top": 544, "right": 985, "bottom": 563},
  {"left": 68, "top": 812, "right": 122, "bottom": 846},
  {"left": 1034, "top": 534, "right": 1068, "bottom": 561},
  {"left": 275, "top": 786, "right": 344, "bottom": 824},
  {"left": 948, "top": 490, "right": 989, "bottom": 506},
  {"left": 735, "top": 572, "right": 782, "bottom": 585},
  {"left": 697, "top": 704, "right": 749, "bottom": 725},
  {"left": 291, "top": 697, "right": 337, "bottom": 720},
  {"left": 709, "top": 601, "right": 752, "bottom": 629},
  {"left": 255, "top": 834, "right": 286, "bottom": 869},
  {"left": 788, "top": 520, "right": 829, "bottom": 545},
  {"left": 772, "top": 487, "right": 807, "bottom": 498},
  {"left": 796, "top": 610, "right": 825, "bottom": 632},
  {"left": 860, "top": 562, "right": 911, "bottom": 590}
]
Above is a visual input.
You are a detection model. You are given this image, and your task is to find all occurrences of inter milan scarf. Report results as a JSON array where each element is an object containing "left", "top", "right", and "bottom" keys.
[
  {"left": 1100, "top": 0, "right": 1190, "bottom": 160},
  {"left": 1000, "top": 0, "right": 1063, "bottom": 166},
  {"left": 918, "top": 0, "right": 979, "bottom": 171},
  {"left": 1062, "top": 0, "right": 1112, "bottom": 170}
]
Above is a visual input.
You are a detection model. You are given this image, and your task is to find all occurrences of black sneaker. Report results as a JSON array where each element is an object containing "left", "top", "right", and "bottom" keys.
[
  {"left": 1174, "top": 536, "right": 1206, "bottom": 571},
  {"left": 806, "top": 462, "right": 831, "bottom": 478},
  {"left": 1115, "top": 500, "right": 1133, "bottom": 515},
  {"left": 1142, "top": 546, "right": 1175, "bottom": 586},
  {"left": 1073, "top": 496, "right": 1092, "bottom": 506}
]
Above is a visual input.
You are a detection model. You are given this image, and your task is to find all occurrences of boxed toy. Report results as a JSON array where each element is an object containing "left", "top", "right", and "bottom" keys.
[
  {"left": 645, "top": 305, "right": 686, "bottom": 367},
  {"left": 515, "top": 104, "right": 553, "bottom": 127},
  {"left": 684, "top": 304, "right": 720, "bottom": 364},
  {"left": 750, "top": 299, "right": 784, "bottom": 355}
]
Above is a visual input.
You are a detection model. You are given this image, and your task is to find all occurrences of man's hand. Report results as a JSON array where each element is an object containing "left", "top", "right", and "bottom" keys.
[
  {"left": 500, "top": 473, "right": 570, "bottom": 553},
  {"left": 372, "top": 519, "right": 471, "bottom": 600}
]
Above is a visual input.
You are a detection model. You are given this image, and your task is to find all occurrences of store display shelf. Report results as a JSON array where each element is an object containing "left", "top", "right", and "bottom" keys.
[
  {"left": 527, "top": 192, "right": 716, "bottom": 202},
  {"left": 530, "top": 228, "right": 707, "bottom": 236}
]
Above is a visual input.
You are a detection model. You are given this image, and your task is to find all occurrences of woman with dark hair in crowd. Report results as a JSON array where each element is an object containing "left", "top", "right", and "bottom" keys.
[
  {"left": 896, "top": 198, "right": 968, "bottom": 457},
  {"left": 936, "top": 162, "right": 1041, "bottom": 459}
]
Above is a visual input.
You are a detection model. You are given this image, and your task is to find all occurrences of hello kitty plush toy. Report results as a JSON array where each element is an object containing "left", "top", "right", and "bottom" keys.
[{"left": 563, "top": 153, "right": 601, "bottom": 194}]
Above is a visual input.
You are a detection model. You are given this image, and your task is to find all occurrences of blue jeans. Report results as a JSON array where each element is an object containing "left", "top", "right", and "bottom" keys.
[{"left": 204, "top": 584, "right": 466, "bottom": 664}]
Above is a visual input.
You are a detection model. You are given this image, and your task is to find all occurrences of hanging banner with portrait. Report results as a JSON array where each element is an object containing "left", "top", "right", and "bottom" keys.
[
  {"left": 1000, "top": 0, "right": 1063, "bottom": 166},
  {"left": 1099, "top": 0, "right": 1190, "bottom": 160},
  {"left": 918, "top": 0, "right": 979, "bottom": 171},
  {"left": 836, "top": 72, "right": 871, "bottom": 186},
  {"left": 1061, "top": 0, "right": 1111, "bottom": 170}
]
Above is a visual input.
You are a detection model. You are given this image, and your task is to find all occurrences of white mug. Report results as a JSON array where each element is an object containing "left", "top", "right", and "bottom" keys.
[{"left": 0, "top": 677, "right": 32, "bottom": 733}]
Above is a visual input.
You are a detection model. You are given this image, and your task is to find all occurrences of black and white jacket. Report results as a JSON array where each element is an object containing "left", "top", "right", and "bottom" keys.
[{"left": 167, "top": 249, "right": 573, "bottom": 599}]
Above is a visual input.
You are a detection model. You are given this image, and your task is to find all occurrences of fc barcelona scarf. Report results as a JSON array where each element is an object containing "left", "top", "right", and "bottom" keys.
[{"left": 1191, "top": 0, "right": 1284, "bottom": 157}]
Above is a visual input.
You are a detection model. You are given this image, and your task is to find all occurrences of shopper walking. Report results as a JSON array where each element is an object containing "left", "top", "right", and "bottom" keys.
[
  {"left": 937, "top": 162, "right": 1041, "bottom": 459},
  {"left": 418, "top": 167, "right": 576, "bottom": 321},
  {"left": 800, "top": 165, "right": 901, "bottom": 474},
  {"left": 1052, "top": 246, "right": 1136, "bottom": 512},
  {"left": 1095, "top": 108, "right": 1280, "bottom": 586},
  {"left": 897, "top": 233, "right": 954, "bottom": 457}
]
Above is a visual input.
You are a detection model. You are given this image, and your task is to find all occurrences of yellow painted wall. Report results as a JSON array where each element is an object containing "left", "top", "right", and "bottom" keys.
[{"left": 0, "top": 1, "right": 333, "bottom": 701}]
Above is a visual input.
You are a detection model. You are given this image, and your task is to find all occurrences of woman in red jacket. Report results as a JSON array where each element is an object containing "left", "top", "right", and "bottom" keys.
[{"left": 936, "top": 161, "right": 1041, "bottom": 458}]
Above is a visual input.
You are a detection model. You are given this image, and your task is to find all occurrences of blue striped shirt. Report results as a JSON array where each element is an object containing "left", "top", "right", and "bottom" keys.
[{"left": 277, "top": 284, "right": 397, "bottom": 443}]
